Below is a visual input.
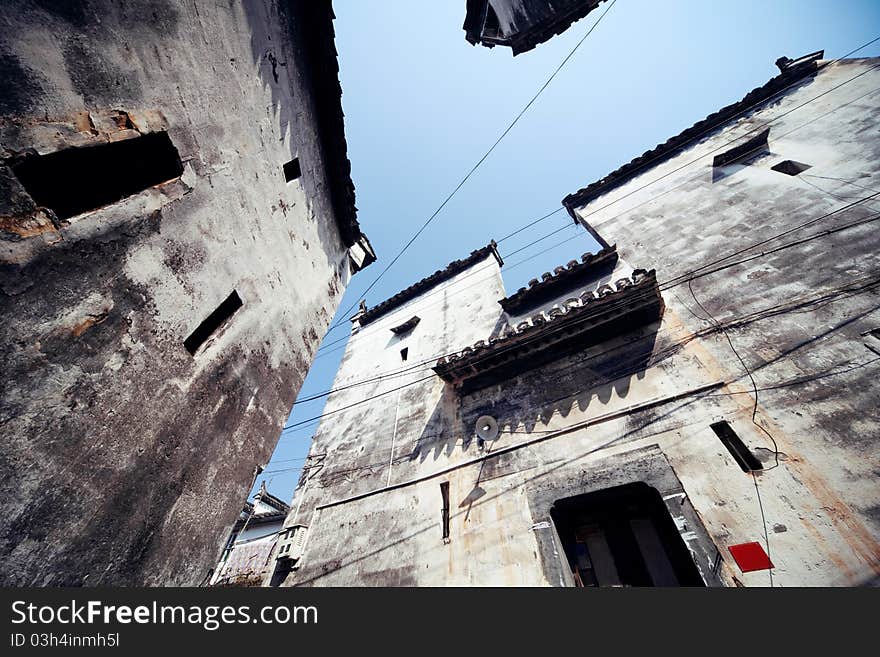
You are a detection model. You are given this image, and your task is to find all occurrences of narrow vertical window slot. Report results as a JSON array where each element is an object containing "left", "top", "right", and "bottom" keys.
[
  {"left": 400, "top": 347, "right": 408, "bottom": 362},
  {"left": 440, "top": 481, "right": 450, "bottom": 543},
  {"left": 184, "top": 290, "right": 243, "bottom": 355},
  {"left": 710, "top": 421, "right": 763, "bottom": 472}
]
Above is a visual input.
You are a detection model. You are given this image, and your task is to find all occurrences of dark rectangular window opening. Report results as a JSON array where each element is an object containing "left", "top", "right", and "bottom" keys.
[
  {"left": 771, "top": 160, "right": 811, "bottom": 176},
  {"left": 184, "top": 290, "right": 243, "bottom": 355},
  {"left": 712, "top": 128, "right": 770, "bottom": 168},
  {"left": 283, "top": 158, "right": 301, "bottom": 182},
  {"left": 711, "top": 420, "right": 763, "bottom": 472},
  {"left": 400, "top": 347, "right": 408, "bottom": 361},
  {"left": 10, "top": 131, "right": 183, "bottom": 220},
  {"left": 440, "top": 481, "right": 450, "bottom": 542},
  {"left": 551, "top": 483, "right": 704, "bottom": 587}
]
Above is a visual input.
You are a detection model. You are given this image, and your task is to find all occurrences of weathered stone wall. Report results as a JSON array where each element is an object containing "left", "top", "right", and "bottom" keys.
[
  {"left": 464, "top": 0, "right": 605, "bottom": 55},
  {"left": 567, "top": 56, "right": 880, "bottom": 585},
  {"left": 0, "top": 1, "right": 363, "bottom": 585},
  {"left": 280, "top": 57, "right": 880, "bottom": 587}
]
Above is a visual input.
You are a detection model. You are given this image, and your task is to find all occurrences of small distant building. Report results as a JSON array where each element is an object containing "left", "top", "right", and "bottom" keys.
[
  {"left": 210, "top": 482, "right": 290, "bottom": 587},
  {"left": 464, "top": 0, "right": 608, "bottom": 55}
]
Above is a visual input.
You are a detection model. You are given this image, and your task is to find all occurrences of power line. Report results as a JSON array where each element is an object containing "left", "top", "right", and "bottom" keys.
[
  {"left": 286, "top": 44, "right": 880, "bottom": 433},
  {"left": 282, "top": 324, "right": 880, "bottom": 482},
  {"left": 299, "top": 213, "right": 880, "bottom": 434},
  {"left": 284, "top": 286, "right": 666, "bottom": 434},
  {"left": 277, "top": 278, "right": 880, "bottom": 511},
  {"left": 295, "top": 198, "right": 879, "bottom": 442},
  {"left": 282, "top": 205, "right": 880, "bottom": 435},
  {"left": 313, "top": 226, "right": 596, "bottom": 357},
  {"left": 662, "top": 212, "right": 880, "bottom": 291},
  {"left": 503, "top": 222, "right": 578, "bottom": 258},
  {"left": 283, "top": 267, "right": 880, "bottom": 439},
  {"left": 315, "top": 36, "right": 880, "bottom": 352},
  {"left": 313, "top": 219, "right": 579, "bottom": 354},
  {"left": 302, "top": 187, "right": 880, "bottom": 404},
  {"left": 324, "top": 0, "right": 621, "bottom": 333},
  {"left": 496, "top": 207, "right": 567, "bottom": 243},
  {"left": 494, "top": 80, "right": 880, "bottom": 291},
  {"left": 686, "top": 280, "right": 781, "bottom": 587},
  {"left": 660, "top": 191, "right": 880, "bottom": 289},
  {"left": 315, "top": 205, "right": 572, "bottom": 343}
]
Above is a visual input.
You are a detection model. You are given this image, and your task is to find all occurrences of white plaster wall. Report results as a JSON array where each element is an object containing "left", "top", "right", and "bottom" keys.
[{"left": 280, "top": 58, "right": 880, "bottom": 588}]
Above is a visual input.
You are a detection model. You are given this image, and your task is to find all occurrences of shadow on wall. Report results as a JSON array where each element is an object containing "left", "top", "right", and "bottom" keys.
[
  {"left": 241, "top": 0, "right": 349, "bottom": 268},
  {"left": 409, "top": 321, "right": 664, "bottom": 463},
  {"left": 242, "top": 0, "right": 301, "bottom": 149},
  {"left": 290, "top": 385, "right": 717, "bottom": 586}
]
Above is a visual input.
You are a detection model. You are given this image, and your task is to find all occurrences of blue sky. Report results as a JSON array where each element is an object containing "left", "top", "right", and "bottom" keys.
[{"left": 255, "top": 0, "right": 880, "bottom": 499}]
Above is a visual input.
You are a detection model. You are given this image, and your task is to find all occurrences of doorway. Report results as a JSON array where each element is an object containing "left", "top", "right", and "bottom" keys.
[{"left": 551, "top": 482, "right": 704, "bottom": 587}]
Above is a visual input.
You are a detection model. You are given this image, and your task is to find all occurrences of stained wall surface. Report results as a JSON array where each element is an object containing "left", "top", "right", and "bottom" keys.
[{"left": 0, "top": 1, "right": 368, "bottom": 585}]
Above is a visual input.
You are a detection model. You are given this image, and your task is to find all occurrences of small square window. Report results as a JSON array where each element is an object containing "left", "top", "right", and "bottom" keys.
[{"left": 771, "top": 160, "right": 811, "bottom": 176}]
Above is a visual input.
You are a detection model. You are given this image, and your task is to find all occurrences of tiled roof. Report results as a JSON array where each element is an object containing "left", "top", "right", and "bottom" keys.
[
  {"left": 298, "top": 2, "right": 363, "bottom": 247},
  {"left": 562, "top": 51, "right": 825, "bottom": 209},
  {"left": 356, "top": 242, "right": 503, "bottom": 326},
  {"left": 435, "top": 268, "right": 663, "bottom": 392},
  {"left": 247, "top": 510, "right": 288, "bottom": 526},
  {"left": 499, "top": 244, "right": 618, "bottom": 313}
]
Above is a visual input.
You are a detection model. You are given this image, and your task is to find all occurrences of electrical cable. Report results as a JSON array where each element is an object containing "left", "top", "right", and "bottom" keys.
[
  {"left": 496, "top": 207, "right": 567, "bottom": 243},
  {"left": 299, "top": 190, "right": 880, "bottom": 405},
  {"left": 324, "top": 0, "right": 621, "bottom": 334},
  {"left": 274, "top": 345, "right": 880, "bottom": 480},
  {"left": 686, "top": 279, "right": 782, "bottom": 466},
  {"left": 296, "top": 213, "right": 880, "bottom": 436},
  {"left": 503, "top": 222, "right": 578, "bottom": 258},
  {"left": 278, "top": 302, "right": 880, "bottom": 527}
]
